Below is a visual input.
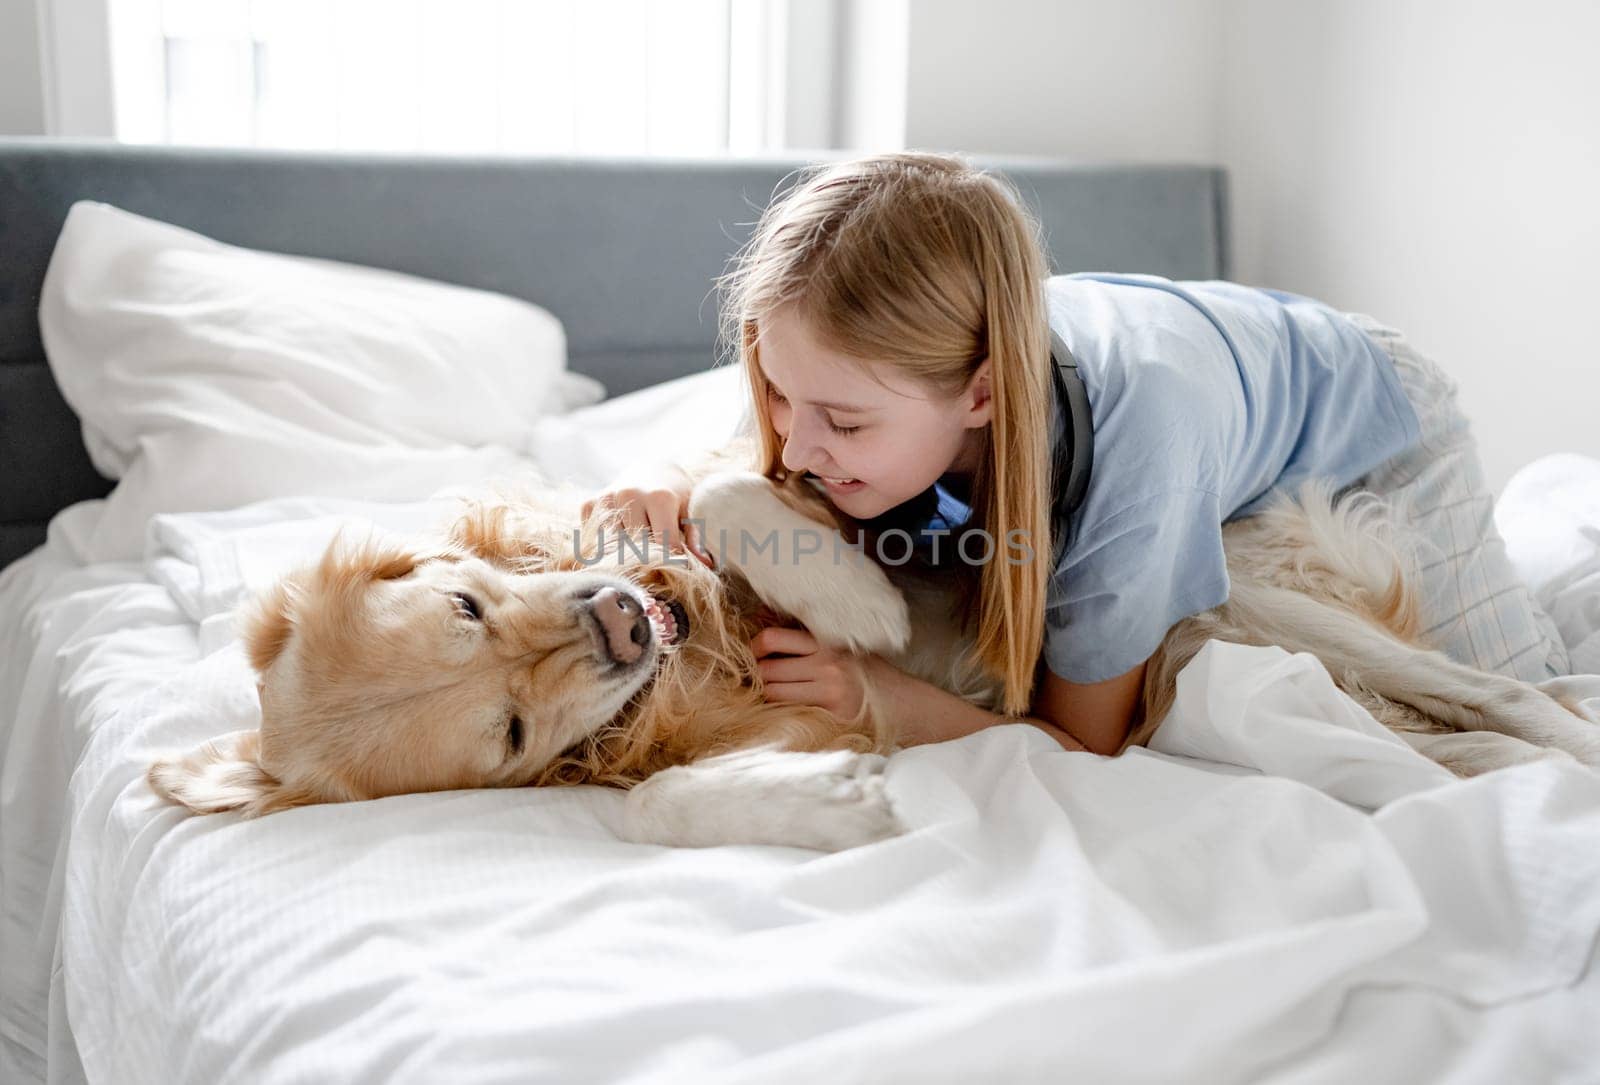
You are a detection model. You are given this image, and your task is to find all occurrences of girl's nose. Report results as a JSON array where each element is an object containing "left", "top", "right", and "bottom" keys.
[
  {"left": 780, "top": 414, "right": 822, "bottom": 474},
  {"left": 780, "top": 434, "right": 814, "bottom": 474}
]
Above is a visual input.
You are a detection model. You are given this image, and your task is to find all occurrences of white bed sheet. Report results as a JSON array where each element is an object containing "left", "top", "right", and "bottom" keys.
[
  {"left": 4, "top": 376, "right": 1600, "bottom": 1082},
  {"left": 0, "top": 518, "right": 200, "bottom": 1085}
]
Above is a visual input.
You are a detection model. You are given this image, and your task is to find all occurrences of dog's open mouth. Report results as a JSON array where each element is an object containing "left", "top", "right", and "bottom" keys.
[{"left": 643, "top": 594, "right": 690, "bottom": 647}]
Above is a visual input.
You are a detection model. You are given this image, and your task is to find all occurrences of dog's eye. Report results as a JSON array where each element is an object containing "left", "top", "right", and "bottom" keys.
[
  {"left": 507, "top": 713, "right": 525, "bottom": 755},
  {"left": 451, "top": 592, "right": 482, "bottom": 621}
]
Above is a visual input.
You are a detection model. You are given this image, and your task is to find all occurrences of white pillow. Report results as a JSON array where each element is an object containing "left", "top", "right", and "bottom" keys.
[
  {"left": 40, "top": 201, "right": 603, "bottom": 480},
  {"left": 525, "top": 364, "right": 750, "bottom": 491},
  {"left": 1496, "top": 453, "right": 1600, "bottom": 672},
  {"left": 37, "top": 201, "right": 606, "bottom": 563}
]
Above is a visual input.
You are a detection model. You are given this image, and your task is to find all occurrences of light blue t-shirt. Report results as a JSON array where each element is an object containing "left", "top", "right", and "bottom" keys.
[
  {"left": 878, "top": 273, "right": 1424, "bottom": 686},
  {"left": 1037, "top": 272, "right": 1422, "bottom": 683}
]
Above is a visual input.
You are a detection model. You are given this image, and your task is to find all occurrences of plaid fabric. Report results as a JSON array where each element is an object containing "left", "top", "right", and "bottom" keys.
[{"left": 1344, "top": 313, "right": 1570, "bottom": 682}]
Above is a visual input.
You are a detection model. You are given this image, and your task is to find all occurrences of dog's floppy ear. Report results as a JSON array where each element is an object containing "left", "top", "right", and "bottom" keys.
[
  {"left": 237, "top": 529, "right": 461, "bottom": 675},
  {"left": 147, "top": 728, "right": 317, "bottom": 818},
  {"left": 239, "top": 575, "right": 302, "bottom": 675}
]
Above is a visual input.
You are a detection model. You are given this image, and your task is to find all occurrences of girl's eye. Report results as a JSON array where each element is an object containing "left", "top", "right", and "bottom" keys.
[
  {"left": 767, "top": 385, "right": 856, "bottom": 435},
  {"left": 451, "top": 592, "right": 482, "bottom": 621}
]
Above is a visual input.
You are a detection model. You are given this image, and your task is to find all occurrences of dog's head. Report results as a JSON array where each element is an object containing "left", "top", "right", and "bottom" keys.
[{"left": 147, "top": 498, "right": 728, "bottom": 817}]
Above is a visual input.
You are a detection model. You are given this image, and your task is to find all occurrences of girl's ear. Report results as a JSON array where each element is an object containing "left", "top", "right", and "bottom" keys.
[
  {"left": 964, "top": 356, "right": 994, "bottom": 425},
  {"left": 147, "top": 729, "right": 318, "bottom": 818}
]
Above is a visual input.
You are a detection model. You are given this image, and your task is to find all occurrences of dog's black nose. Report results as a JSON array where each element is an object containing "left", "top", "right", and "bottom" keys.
[{"left": 589, "top": 586, "right": 651, "bottom": 665}]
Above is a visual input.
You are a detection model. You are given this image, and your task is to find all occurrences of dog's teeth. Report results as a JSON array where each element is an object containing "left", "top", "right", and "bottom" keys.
[{"left": 643, "top": 598, "right": 676, "bottom": 643}]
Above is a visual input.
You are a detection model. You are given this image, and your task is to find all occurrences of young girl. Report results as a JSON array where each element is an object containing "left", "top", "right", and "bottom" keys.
[{"left": 585, "top": 151, "right": 1569, "bottom": 756}]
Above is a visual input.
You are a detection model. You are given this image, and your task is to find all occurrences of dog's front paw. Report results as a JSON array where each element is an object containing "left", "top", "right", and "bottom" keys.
[
  {"left": 790, "top": 749, "right": 902, "bottom": 851},
  {"left": 620, "top": 747, "right": 903, "bottom": 852},
  {"left": 688, "top": 472, "right": 911, "bottom": 655}
]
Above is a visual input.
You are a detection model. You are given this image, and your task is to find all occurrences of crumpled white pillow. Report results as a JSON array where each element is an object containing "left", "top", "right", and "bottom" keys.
[
  {"left": 37, "top": 201, "right": 606, "bottom": 563},
  {"left": 40, "top": 200, "right": 604, "bottom": 480}
]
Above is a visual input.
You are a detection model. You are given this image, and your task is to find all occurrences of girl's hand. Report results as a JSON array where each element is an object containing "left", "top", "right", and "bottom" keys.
[
  {"left": 581, "top": 465, "right": 713, "bottom": 568},
  {"left": 752, "top": 625, "right": 874, "bottom": 720}
]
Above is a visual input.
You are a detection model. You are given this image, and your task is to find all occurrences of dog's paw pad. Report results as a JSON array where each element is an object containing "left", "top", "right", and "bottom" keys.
[
  {"left": 806, "top": 753, "right": 899, "bottom": 847},
  {"left": 824, "top": 756, "right": 886, "bottom": 801}
]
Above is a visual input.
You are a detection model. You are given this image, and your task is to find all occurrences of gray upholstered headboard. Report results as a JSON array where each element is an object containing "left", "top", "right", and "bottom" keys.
[{"left": 0, "top": 138, "right": 1229, "bottom": 570}]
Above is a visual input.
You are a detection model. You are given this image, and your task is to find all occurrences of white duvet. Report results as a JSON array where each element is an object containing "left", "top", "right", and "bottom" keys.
[{"left": 4, "top": 373, "right": 1600, "bottom": 1082}]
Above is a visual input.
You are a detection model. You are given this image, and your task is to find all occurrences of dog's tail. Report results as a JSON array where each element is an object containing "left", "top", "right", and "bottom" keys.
[{"left": 1240, "top": 478, "right": 1428, "bottom": 645}]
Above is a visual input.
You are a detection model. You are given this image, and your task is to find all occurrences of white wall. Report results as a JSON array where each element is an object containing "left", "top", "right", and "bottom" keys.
[
  {"left": 902, "top": 0, "right": 1222, "bottom": 164},
  {"left": 1216, "top": 0, "right": 1600, "bottom": 494}
]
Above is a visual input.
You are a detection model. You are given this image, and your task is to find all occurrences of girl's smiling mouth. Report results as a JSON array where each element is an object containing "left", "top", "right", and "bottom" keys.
[{"left": 806, "top": 472, "right": 866, "bottom": 493}]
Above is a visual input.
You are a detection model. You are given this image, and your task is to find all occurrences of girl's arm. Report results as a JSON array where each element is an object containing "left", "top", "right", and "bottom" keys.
[
  {"left": 869, "top": 655, "right": 1147, "bottom": 756},
  {"left": 1029, "top": 659, "right": 1147, "bottom": 755}
]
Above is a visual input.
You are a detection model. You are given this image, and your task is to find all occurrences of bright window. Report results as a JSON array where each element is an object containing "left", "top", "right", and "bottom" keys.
[{"left": 106, "top": 0, "right": 787, "bottom": 154}]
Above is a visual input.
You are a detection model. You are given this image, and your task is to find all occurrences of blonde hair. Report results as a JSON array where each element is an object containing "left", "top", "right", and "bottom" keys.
[{"left": 715, "top": 152, "right": 1054, "bottom": 717}]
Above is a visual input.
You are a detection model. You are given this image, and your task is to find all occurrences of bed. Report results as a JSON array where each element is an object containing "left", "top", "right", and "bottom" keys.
[{"left": 3, "top": 139, "right": 1598, "bottom": 1084}]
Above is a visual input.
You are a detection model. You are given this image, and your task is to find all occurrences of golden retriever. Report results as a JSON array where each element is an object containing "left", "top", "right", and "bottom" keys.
[{"left": 148, "top": 459, "right": 1599, "bottom": 850}]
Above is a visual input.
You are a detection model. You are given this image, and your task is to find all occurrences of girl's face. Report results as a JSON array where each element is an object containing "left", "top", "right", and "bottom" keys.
[{"left": 756, "top": 304, "right": 992, "bottom": 519}]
